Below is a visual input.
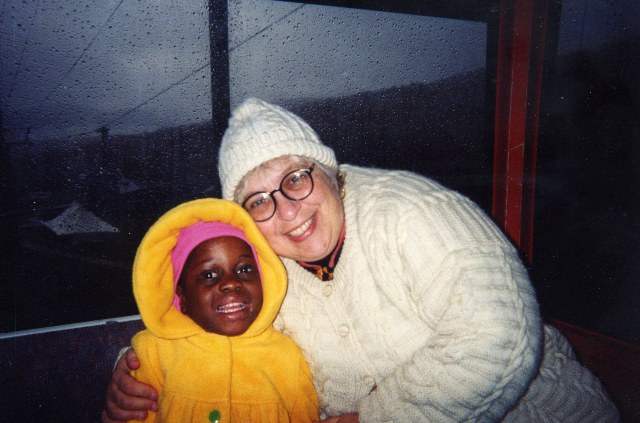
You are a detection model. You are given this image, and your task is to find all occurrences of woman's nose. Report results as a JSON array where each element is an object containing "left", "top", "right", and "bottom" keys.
[{"left": 274, "top": 193, "right": 300, "bottom": 221}]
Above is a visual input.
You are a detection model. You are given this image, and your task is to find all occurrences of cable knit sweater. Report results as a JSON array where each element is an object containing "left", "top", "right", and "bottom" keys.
[{"left": 274, "top": 165, "right": 618, "bottom": 422}]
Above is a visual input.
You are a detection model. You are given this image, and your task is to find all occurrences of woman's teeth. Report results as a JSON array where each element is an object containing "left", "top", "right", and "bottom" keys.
[
  {"left": 217, "top": 302, "right": 246, "bottom": 313},
  {"left": 288, "top": 216, "right": 313, "bottom": 237}
]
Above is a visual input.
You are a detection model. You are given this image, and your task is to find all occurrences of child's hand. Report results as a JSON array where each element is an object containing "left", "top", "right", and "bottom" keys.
[
  {"left": 313, "top": 413, "right": 359, "bottom": 423},
  {"left": 101, "top": 348, "right": 159, "bottom": 422}
]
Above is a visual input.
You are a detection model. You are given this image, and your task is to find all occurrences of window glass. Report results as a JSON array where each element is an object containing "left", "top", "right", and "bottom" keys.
[
  {"left": 229, "top": 0, "right": 491, "bottom": 209},
  {"left": 1, "top": 0, "right": 492, "bottom": 333},
  {"left": 0, "top": 0, "right": 214, "bottom": 332},
  {"left": 532, "top": 0, "right": 640, "bottom": 345}
]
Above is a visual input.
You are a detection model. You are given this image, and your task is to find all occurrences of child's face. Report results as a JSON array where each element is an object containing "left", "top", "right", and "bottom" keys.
[{"left": 176, "top": 236, "right": 263, "bottom": 336}]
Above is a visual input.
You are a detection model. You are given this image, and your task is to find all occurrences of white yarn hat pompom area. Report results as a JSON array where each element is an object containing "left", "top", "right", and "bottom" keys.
[{"left": 218, "top": 97, "right": 338, "bottom": 201}]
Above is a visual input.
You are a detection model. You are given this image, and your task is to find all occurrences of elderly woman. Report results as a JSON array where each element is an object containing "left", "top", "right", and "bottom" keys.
[{"left": 104, "top": 98, "right": 618, "bottom": 423}]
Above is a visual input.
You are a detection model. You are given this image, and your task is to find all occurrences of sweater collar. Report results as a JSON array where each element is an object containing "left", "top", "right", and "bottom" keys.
[{"left": 297, "top": 219, "right": 346, "bottom": 281}]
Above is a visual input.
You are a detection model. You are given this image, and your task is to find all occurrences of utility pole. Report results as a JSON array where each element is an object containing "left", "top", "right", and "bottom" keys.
[
  {"left": 209, "top": 0, "right": 230, "bottom": 130},
  {"left": 208, "top": 0, "right": 230, "bottom": 197},
  {"left": 0, "top": 109, "right": 19, "bottom": 212},
  {"left": 96, "top": 125, "right": 109, "bottom": 170},
  {"left": 0, "top": 108, "right": 20, "bottom": 296}
]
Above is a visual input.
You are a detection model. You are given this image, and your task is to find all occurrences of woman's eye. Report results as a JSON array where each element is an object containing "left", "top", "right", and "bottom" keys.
[
  {"left": 251, "top": 198, "right": 266, "bottom": 208},
  {"left": 285, "top": 171, "right": 309, "bottom": 190},
  {"left": 288, "top": 174, "right": 301, "bottom": 184},
  {"left": 248, "top": 194, "right": 270, "bottom": 210},
  {"left": 287, "top": 172, "right": 305, "bottom": 185}
]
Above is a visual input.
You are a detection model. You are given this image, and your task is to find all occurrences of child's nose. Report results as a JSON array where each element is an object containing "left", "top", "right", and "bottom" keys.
[{"left": 219, "top": 275, "right": 242, "bottom": 292}]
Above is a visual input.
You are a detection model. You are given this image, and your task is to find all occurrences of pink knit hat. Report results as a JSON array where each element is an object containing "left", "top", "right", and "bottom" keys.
[{"left": 170, "top": 221, "right": 261, "bottom": 311}]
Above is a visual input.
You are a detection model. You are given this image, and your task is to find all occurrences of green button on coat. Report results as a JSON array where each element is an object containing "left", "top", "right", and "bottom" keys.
[{"left": 209, "top": 409, "right": 221, "bottom": 423}]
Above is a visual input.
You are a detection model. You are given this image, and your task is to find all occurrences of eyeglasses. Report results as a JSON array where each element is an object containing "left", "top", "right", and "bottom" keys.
[{"left": 242, "top": 164, "right": 315, "bottom": 222}]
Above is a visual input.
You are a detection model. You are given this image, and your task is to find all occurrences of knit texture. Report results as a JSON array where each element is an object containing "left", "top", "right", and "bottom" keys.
[
  {"left": 130, "top": 198, "right": 319, "bottom": 423},
  {"left": 218, "top": 97, "right": 337, "bottom": 201},
  {"left": 502, "top": 325, "right": 619, "bottom": 422},
  {"left": 274, "top": 165, "right": 619, "bottom": 422}
]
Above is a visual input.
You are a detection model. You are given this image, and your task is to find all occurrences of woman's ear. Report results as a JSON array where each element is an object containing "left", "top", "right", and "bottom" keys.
[{"left": 175, "top": 284, "right": 189, "bottom": 315}]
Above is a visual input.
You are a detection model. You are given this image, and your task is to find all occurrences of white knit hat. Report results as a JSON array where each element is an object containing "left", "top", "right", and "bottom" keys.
[{"left": 218, "top": 97, "right": 338, "bottom": 201}]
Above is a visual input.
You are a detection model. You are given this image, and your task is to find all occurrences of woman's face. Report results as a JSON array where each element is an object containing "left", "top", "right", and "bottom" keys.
[{"left": 242, "top": 157, "right": 344, "bottom": 262}]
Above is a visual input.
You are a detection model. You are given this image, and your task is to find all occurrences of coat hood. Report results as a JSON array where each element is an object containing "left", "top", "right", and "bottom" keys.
[{"left": 133, "top": 198, "right": 287, "bottom": 340}]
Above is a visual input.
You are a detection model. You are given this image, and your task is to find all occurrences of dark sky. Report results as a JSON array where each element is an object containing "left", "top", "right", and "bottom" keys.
[
  {"left": 228, "top": 0, "right": 486, "bottom": 108},
  {"left": 1, "top": 0, "right": 211, "bottom": 142},
  {"left": 1, "top": 0, "right": 490, "bottom": 143},
  {"left": 1, "top": 0, "right": 637, "bottom": 142}
]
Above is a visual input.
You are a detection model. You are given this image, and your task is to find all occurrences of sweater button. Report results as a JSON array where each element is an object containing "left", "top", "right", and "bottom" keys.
[
  {"left": 363, "top": 376, "right": 376, "bottom": 388},
  {"left": 339, "top": 324, "right": 349, "bottom": 336},
  {"left": 322, "top": 284, "right": 333, "bottom": 296}
]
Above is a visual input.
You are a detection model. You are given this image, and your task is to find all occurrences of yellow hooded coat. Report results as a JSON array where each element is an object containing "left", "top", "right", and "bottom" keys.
[{"left": 129, "top": 199, "right": 319, "bottom": 423}]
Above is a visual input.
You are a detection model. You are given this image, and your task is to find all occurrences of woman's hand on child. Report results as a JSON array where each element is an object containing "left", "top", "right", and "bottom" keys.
[{"left": 101, "top": 348, "right": 159, "bottom": 422}]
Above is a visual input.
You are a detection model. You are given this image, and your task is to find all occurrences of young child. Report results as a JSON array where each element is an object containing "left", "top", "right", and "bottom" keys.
[{"left": 129, "top": 198, "right": 319, "bottom": 423}]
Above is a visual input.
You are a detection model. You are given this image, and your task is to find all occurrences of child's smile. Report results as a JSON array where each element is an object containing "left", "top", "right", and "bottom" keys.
[{"left": 177, "top": 236, "right": 263, "bottom": 336}]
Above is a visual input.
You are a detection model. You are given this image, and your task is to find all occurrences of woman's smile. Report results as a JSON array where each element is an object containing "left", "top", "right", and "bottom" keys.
[{"left": 287, "top": 215, "right": 315, "bottom": 238}]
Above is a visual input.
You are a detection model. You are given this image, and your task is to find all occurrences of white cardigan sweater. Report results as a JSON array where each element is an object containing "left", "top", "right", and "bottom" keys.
[{"left": 274, "top": 165, "right": 618, "bottom": 422}]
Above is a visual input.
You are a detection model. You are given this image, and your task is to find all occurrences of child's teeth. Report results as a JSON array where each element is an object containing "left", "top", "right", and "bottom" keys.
[{"left": 218, "top": 303, "right": 245, "bottom": 313}]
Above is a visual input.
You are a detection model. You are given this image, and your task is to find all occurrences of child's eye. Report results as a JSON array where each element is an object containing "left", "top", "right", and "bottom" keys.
[
  {"left": 201, "top": 271, "right": 219, "bottom": 279},
  {"left": 237, "top": 265, "right": 257, "bottom": 277},
  {"left": 237, "top": 265, "right": 254, "bottom": 273}
]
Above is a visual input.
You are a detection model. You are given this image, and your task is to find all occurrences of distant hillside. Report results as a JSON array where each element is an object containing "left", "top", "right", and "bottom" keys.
[
  {"left": 7, "top": 68, "right": 490, "bottom": 230},
  {"left": 285, "top": 67, "right": 491, "bottom": 209}
]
